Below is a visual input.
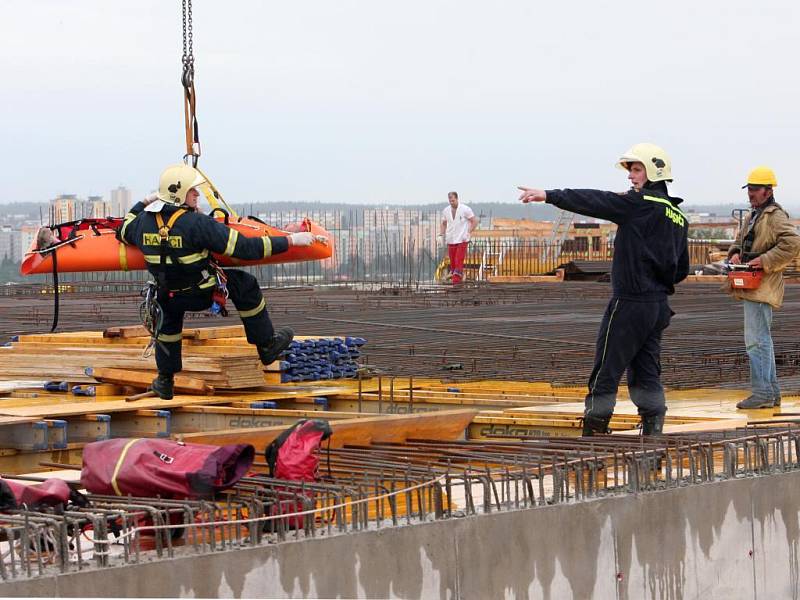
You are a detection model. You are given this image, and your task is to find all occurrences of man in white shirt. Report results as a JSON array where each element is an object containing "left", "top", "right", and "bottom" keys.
[{"left": 440, "top": 191, "right": 479, "bottom": 283}]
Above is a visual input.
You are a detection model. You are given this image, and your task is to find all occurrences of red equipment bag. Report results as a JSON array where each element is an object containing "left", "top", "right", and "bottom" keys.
[
  {"left": 0, "top": 477, "right": 72, "bottom": 511},
  {"left": 80, "top": 438, "right": 255, "bottom": 499},
  {"left": 264, "top": 419, "right": 332, "bottom": 529},
  {"left": 265, "top": 419, "right": 333, "bottom": 482},
  {"left": 728, "top": 269, "right": 764, "bottom": 290}
]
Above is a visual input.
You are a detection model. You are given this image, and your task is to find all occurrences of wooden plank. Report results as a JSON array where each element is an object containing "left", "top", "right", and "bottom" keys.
[
  {"left": 103, "top": 325, "right": 151, "bottom": 338},
  {"left": 178, "top": 408, "right": 478, "bottom": 449},
  {"left": 615, "top": 418, "right": 748, "bottom": 435},
  {"left": 110, "top": 410, "right": 171, "bottom": 438},
  {"left": 104, "top": 324, "right": 245, "bottom": 340},
  {"left": 0, "top": 395, "right": 235, "bottom": 418},
  {"left": 86, "top": 367, "right": 214, "bottom": 394},
  {"left": 6, "top": 343, "right": 255, "bottom": 357},
  {"left": 170, "top": 406, "right": 362, "bottom": 433},
  {"left": 189, "top": 325, "right": 246, "bottom": 340},
  {"left": 488, "top": 272, "right": 565, "bottom": 284},
  {"left": 0, "top": 380, "right": 48, "bottom": 393},
  {"left": 0, "top": 446, "right": 86, "bottom": 475},
  {"left": 14, "top": 331, "right": 107, "bottom": 342},
  {"left": 681, "top": 275, "right": 727, "bottom": 283}
]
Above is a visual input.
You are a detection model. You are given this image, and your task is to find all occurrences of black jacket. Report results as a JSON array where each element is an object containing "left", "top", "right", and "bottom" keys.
[
  {"left": 546, "top": 185, "right": 689, "bottom": 299},
  {"left": 120, "top": 202, "right": 289, "bottom": 290}
]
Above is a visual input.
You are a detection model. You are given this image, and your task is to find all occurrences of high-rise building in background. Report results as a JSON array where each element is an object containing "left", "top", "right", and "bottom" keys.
[
  {"left": 87, "top": 195, "right": 112, "bottom": 218},
  {"left": 49, "top": 194, "right": 79, "bottom": 224},
  {"left": 0, "top": 225, "right": 21, "bottom": 262},
  {"left": 18, "top": 225, "right": 39, "bottom": 257},
  {"left": 110, "top": 186, "right": 132, "bottom": 216}
]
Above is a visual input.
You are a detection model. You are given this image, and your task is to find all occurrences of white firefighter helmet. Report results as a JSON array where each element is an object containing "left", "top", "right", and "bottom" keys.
[
  {"left": 615, "top": 143, "right": 673, "bottom": 183},
  {"left": 145, "top": 164, "right": 207, "bottom": 212}
]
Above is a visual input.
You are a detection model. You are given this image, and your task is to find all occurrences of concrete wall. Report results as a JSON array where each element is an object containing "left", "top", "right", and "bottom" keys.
[{"left": 3, "top": 470, "right": 800, "bottom": 599}]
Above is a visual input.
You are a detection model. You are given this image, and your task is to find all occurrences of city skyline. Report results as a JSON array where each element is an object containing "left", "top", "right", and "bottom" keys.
[{"left": 3, "top": 2, "right": 799, "bottom": 208}]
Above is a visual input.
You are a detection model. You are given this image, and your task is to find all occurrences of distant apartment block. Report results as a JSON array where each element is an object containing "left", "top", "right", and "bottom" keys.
[
  {"left": 18, "top": 225, "right": 38, "bottom": 257},
  {"left": 0, "top": 225, "right": 21, "bottom": 262},
  {"left": 50, "top": 194, "right": 79, "bottom": 224},
  {"left": 48, "top": 186, "right": 132, "bottom": 224},
  {"left": 110, "top": 186, "right": 132, "bottom": 216},
  {"left": 87, "top": 195, "right": 113, "bottom": 218}
]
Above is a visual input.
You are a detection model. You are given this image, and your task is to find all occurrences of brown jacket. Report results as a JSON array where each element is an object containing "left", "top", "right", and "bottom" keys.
[{"left": 725, "top": 201, "right": 800, "bottom": 309}]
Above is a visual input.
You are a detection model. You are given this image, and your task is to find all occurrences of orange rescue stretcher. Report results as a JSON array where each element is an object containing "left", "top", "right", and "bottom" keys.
[{"left": 20, "top": 214, "right": 333, "bottom": 275}]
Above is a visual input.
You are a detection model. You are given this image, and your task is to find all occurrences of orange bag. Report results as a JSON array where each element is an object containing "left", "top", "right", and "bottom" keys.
[{"left": 728, "top": 269, "right": 763, "bottom": 290}]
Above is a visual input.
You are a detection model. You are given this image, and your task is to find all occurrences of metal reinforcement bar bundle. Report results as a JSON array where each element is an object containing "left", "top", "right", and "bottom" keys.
[
  {"left": 279, "top": 337, "right": 366, "bottom": 382},
  {"left": 2, "top": 424, "right": 800, "bottom": 581}
]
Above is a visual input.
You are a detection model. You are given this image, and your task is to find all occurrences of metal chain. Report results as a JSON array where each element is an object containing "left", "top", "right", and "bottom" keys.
[{"left": 181, "top": 0, "right": 194, "bottom": 87}]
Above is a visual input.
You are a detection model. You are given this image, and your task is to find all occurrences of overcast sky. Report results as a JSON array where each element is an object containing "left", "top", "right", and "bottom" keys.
[{"left": 2, "top": 0, "right": 798, "bottom": 208}]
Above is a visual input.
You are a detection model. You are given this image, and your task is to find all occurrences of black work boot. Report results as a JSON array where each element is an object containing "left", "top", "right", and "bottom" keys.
[
  {"left": 736, "top": 395, "right": 774, "bottom": 409},
  {"left": 581, "top": 414, "right": 612, "bottom": 437},
  {"left": 774, "top": 393, "right": 782, "bottom": 407},
  {"left": 257, "top": 327, "right": 295, "bottom": 365},
  {"left": 641, "top": 414, "right": 665, "bottom": 436},
  {"left": 150, "top": 373, "right": 174, "bottom": 400}
]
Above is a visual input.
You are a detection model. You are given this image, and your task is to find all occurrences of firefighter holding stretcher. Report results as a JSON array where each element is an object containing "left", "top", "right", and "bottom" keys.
[{"left": 120, "top": 164, "right": 318, "bottom": 399}]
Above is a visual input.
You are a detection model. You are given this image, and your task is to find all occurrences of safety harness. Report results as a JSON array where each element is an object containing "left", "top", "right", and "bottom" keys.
[{"left": 154, "top": 209, "right": 188, "bottom": 296}]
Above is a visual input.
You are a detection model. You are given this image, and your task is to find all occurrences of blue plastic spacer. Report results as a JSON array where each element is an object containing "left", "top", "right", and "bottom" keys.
[
  {"left": 32, "top": 422, "right": 48, "bottom": 451},
  {"left": 44, "top": 381, "right": 68, "bottom": 392},
  {"left": 50, "top": 420, "right": 68, "bottom": 449},
  {"left": 250, "top": 401, "right": 278, "bottom": 409},
  {"left": 157, "top": 410, "right": 172, "bottom": 437}
]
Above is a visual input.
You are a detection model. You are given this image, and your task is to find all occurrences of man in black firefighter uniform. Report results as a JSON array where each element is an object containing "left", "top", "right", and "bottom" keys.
[
  {"left": 518, "top": 143, "right": 689, "bottom": 436},
  {"left": 120, "top": 164, "right": 317, "bottom": 399}
]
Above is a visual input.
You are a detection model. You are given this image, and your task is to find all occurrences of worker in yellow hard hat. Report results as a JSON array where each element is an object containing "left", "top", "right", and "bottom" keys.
[
  {"left": 727, "top": 166, "right": 800, "bottom": 409},
  {"left": 119, "top": 164, "right": 317, "bottom": 399},
  {"left": 518, "top": 143, "right": 689, "bottom": 436}
]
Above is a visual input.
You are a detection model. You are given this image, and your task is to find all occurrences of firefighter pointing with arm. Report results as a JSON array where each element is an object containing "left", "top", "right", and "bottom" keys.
[
  {"left": 726, "top": 167, "right": 800, "bottom": 409},
  {"left": 120, "top": 164, "right": 316, "bottom": 399},
  {"left": 518, "top": 143, "right": 690, "bottom": 436}
]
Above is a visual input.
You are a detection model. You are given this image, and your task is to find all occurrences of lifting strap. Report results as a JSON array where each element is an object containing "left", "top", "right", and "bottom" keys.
[
  {"left": 49, "top": 251, "right": 59, "bottom": 333},
  {"left": 181, "top": 0, "right": 200, "bottom": 167}
]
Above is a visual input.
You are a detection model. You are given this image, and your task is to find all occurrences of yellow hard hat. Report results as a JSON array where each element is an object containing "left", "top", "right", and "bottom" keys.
[
  {"left": 616, "top": 143, "right": 672, "bottom": 183},
  {"left": 743, "top": 166, "right": 777, "bottom": 188},
  {"left": 147, "top": 164, "right": 207, "bottom": 211}
]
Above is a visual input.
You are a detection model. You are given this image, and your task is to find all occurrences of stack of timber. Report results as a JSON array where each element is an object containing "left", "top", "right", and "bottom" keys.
[
  {"left": 1, "top": 325, "right": 368, "bottom": 391},
  {"left": 1, "top": 327, "right": 265, "bottom": 389}
]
